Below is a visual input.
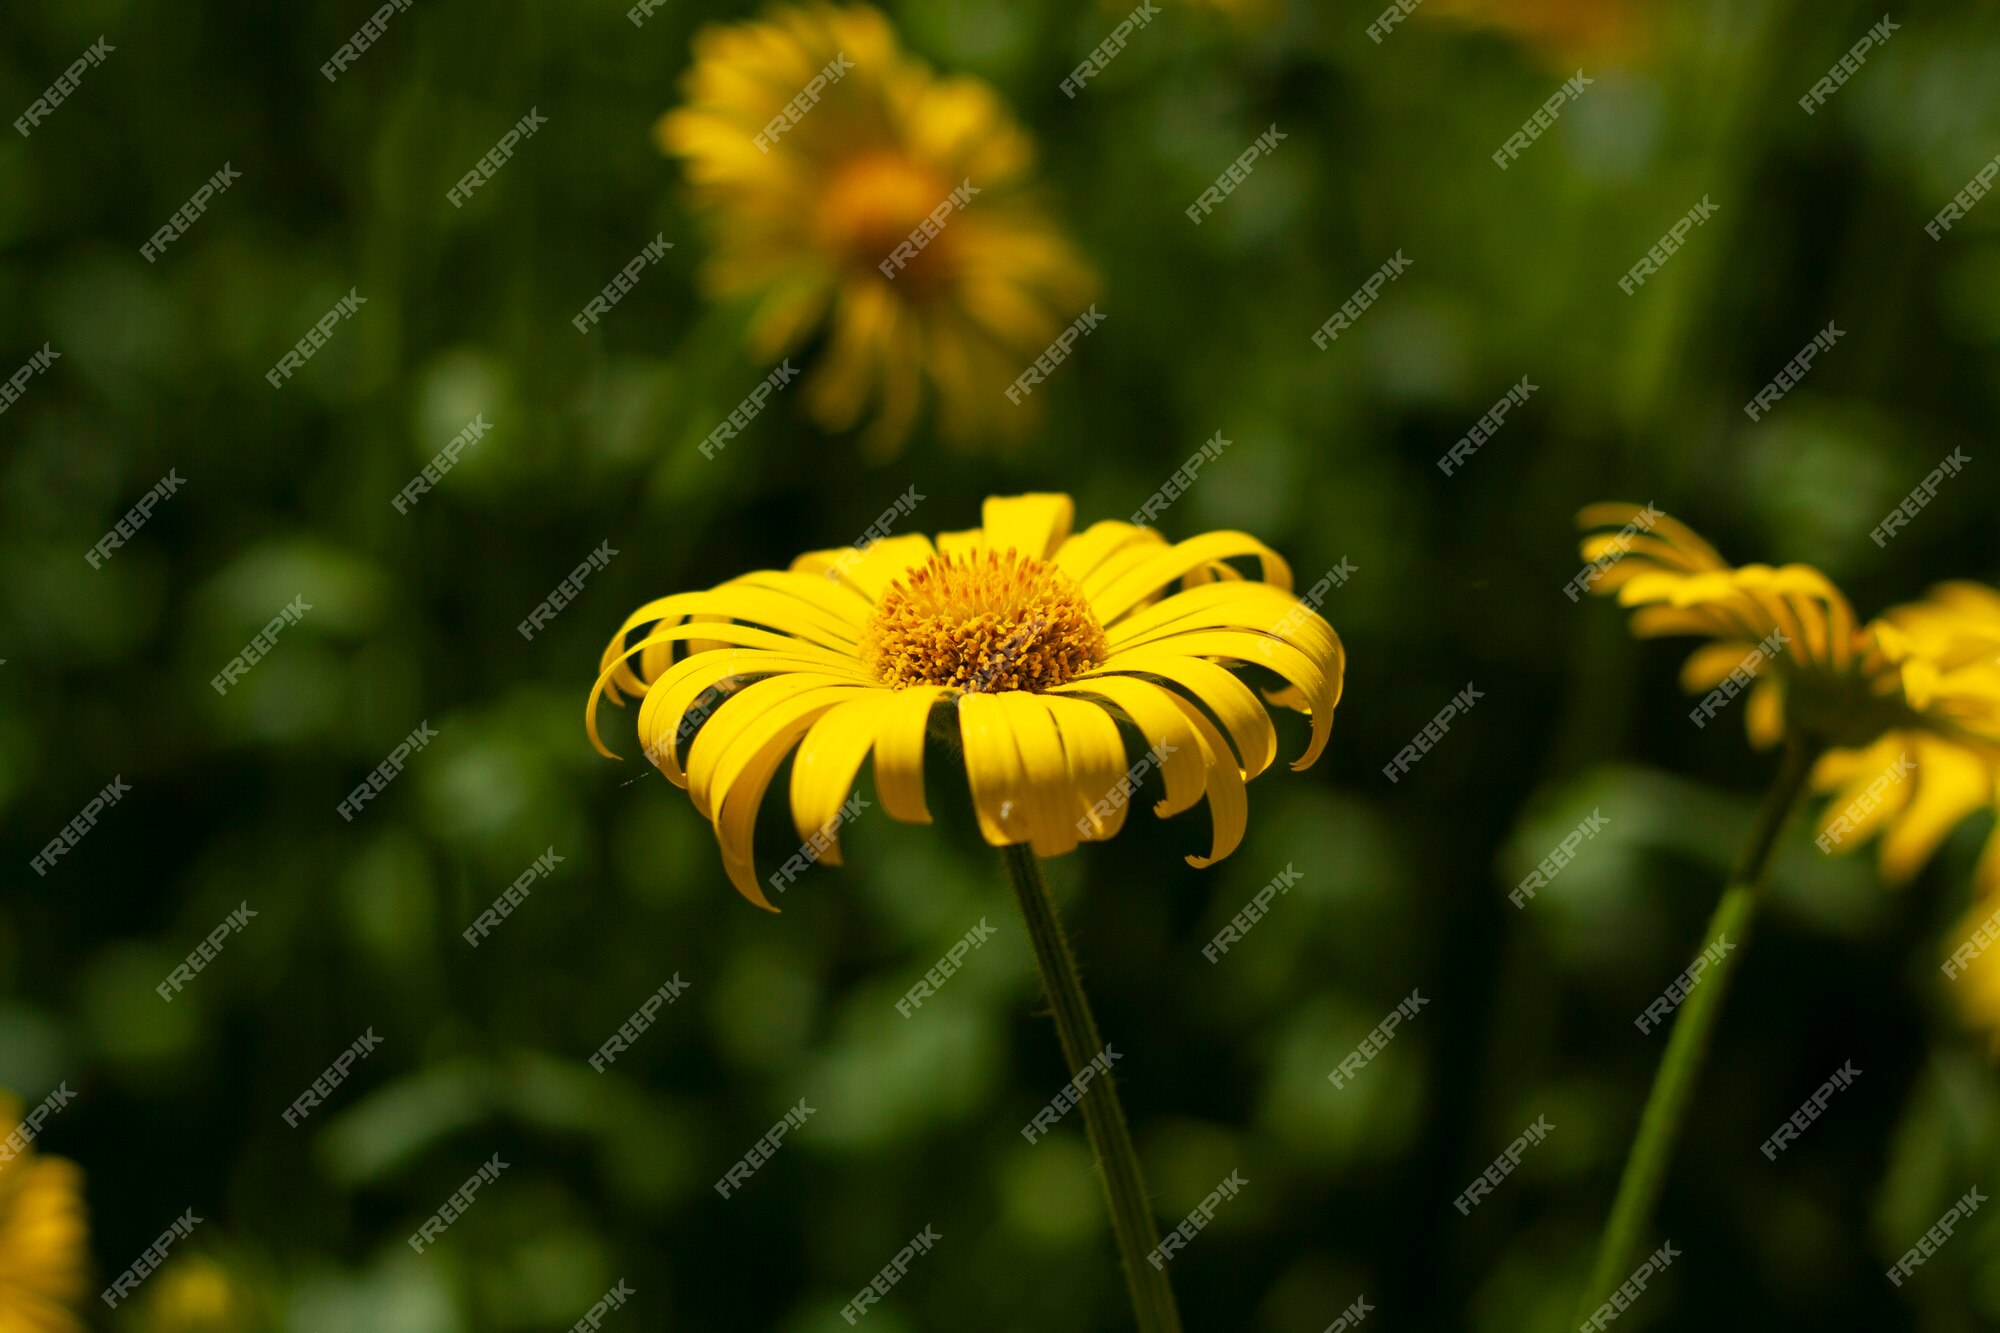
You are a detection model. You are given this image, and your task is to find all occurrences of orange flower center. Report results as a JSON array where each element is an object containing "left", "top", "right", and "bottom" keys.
[
  {"left": 816, "top": 152, "right": 958, "bottom": 288},
  {"left": 860, "top": 550, "right": 1107, "bottom": 692}
]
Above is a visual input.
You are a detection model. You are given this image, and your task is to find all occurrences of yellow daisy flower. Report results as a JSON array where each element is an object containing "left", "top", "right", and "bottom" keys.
[
  {"left": 1576, "top": 502, "right": 1921, "bottom": 751},
  {"left": 588, "top": 492, "right": 1345, "bottom": 910},
  {"left": 658, "top": 4, "right": 1098, "bottom": 455},
  {"left": 0, "top": 1094, "right": 89, "bottom": 1333}
]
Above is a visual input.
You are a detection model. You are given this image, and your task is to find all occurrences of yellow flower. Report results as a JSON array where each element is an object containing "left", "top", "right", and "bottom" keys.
[
  {"left": 1575, "top": 502, "right": 1916, "bottom": 752},
  {"left": 0, "top": 1095, "right": 88, "bottom": 1333},
  {"left": 589, "top": 493, "right": 1345, "bottom": 909},
  {"left": 658, "top": 4, "right": 1097, "bottom": 455},
  {"left": 1809, "top": 583, "right": 2000, "bottom": 892},
  {"left": 1579, "top": 504, "right": 2000, "bottom": 1046}
]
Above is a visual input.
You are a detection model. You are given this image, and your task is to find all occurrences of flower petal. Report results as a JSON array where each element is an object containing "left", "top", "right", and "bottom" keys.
[{"left": 980, "top": 493, "right": 1075, "bottom": 561}]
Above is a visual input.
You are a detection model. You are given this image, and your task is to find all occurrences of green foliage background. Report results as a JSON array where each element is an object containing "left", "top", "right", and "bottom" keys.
[{"left": 5, "top": 0, "right": 2000, "bottom": 1328}]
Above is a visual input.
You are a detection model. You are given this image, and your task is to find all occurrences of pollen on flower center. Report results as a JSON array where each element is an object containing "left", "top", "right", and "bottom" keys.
[{"left": 860, "top": 550, "right": 1108, "bottom": 692}]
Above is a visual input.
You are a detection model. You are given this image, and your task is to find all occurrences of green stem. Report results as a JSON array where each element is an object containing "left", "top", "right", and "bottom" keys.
[
  {"left": 1000, "top": 844, "right": 1183, "bottom": 1333},
  {"left": 1574, "top": 737, "right": 1820, "bottom": 1323}
]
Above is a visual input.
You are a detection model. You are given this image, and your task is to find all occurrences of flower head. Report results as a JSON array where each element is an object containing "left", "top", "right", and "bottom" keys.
[
  {"left": 0, "top": 1094, "right": 88, "bottom": 1333},
  {"left": 1579, "top": 503, "right": 2000, "bottom": 1046},
  {"left": 590, "top": 493, "right": 1345, "bottom": 909},
  {"left": 658, "top": 4, "right": 1096, "bottom": 455}
]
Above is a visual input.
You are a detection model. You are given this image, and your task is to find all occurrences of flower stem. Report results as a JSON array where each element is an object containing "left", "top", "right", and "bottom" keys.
[
  {"left": 1000, "top": 844, "right": 1183, "bottom": 1333},
  {"left": 1574, "top": 736, "right": 1820, "bottom": 1322}
]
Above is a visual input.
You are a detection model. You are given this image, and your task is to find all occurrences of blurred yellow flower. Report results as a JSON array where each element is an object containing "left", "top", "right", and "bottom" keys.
[
  {"left": 1580, "top": 504, "right": 2000, "bottom": 1047},
  {"left": 1576, "top": 502, "right": 1919, "bottom": 751},
  {"left": 658, "top": 4, "right": 1097, "bottom": 455},
  {"left": 590, "top": 493, "right": 1344, "bottom": 909},
  {"left": 0, "top": 1094, "right": 88, "bottom": 1333},
  {"left": 136, "top": 1254, "right": 255, "bottom": 1333}
]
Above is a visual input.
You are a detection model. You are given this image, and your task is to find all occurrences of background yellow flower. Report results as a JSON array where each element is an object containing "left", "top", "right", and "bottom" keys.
[
  {"left": 659, "top": 4, "right": 1097, "bottom": 454},
  {"left": 0, "top": 1095, "right": 88, "bottom": 1333}
]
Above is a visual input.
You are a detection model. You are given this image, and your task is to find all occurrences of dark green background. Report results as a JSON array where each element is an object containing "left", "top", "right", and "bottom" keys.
[{"left": 5, "top": 0, "right": 1999, "bottom": 1328}]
